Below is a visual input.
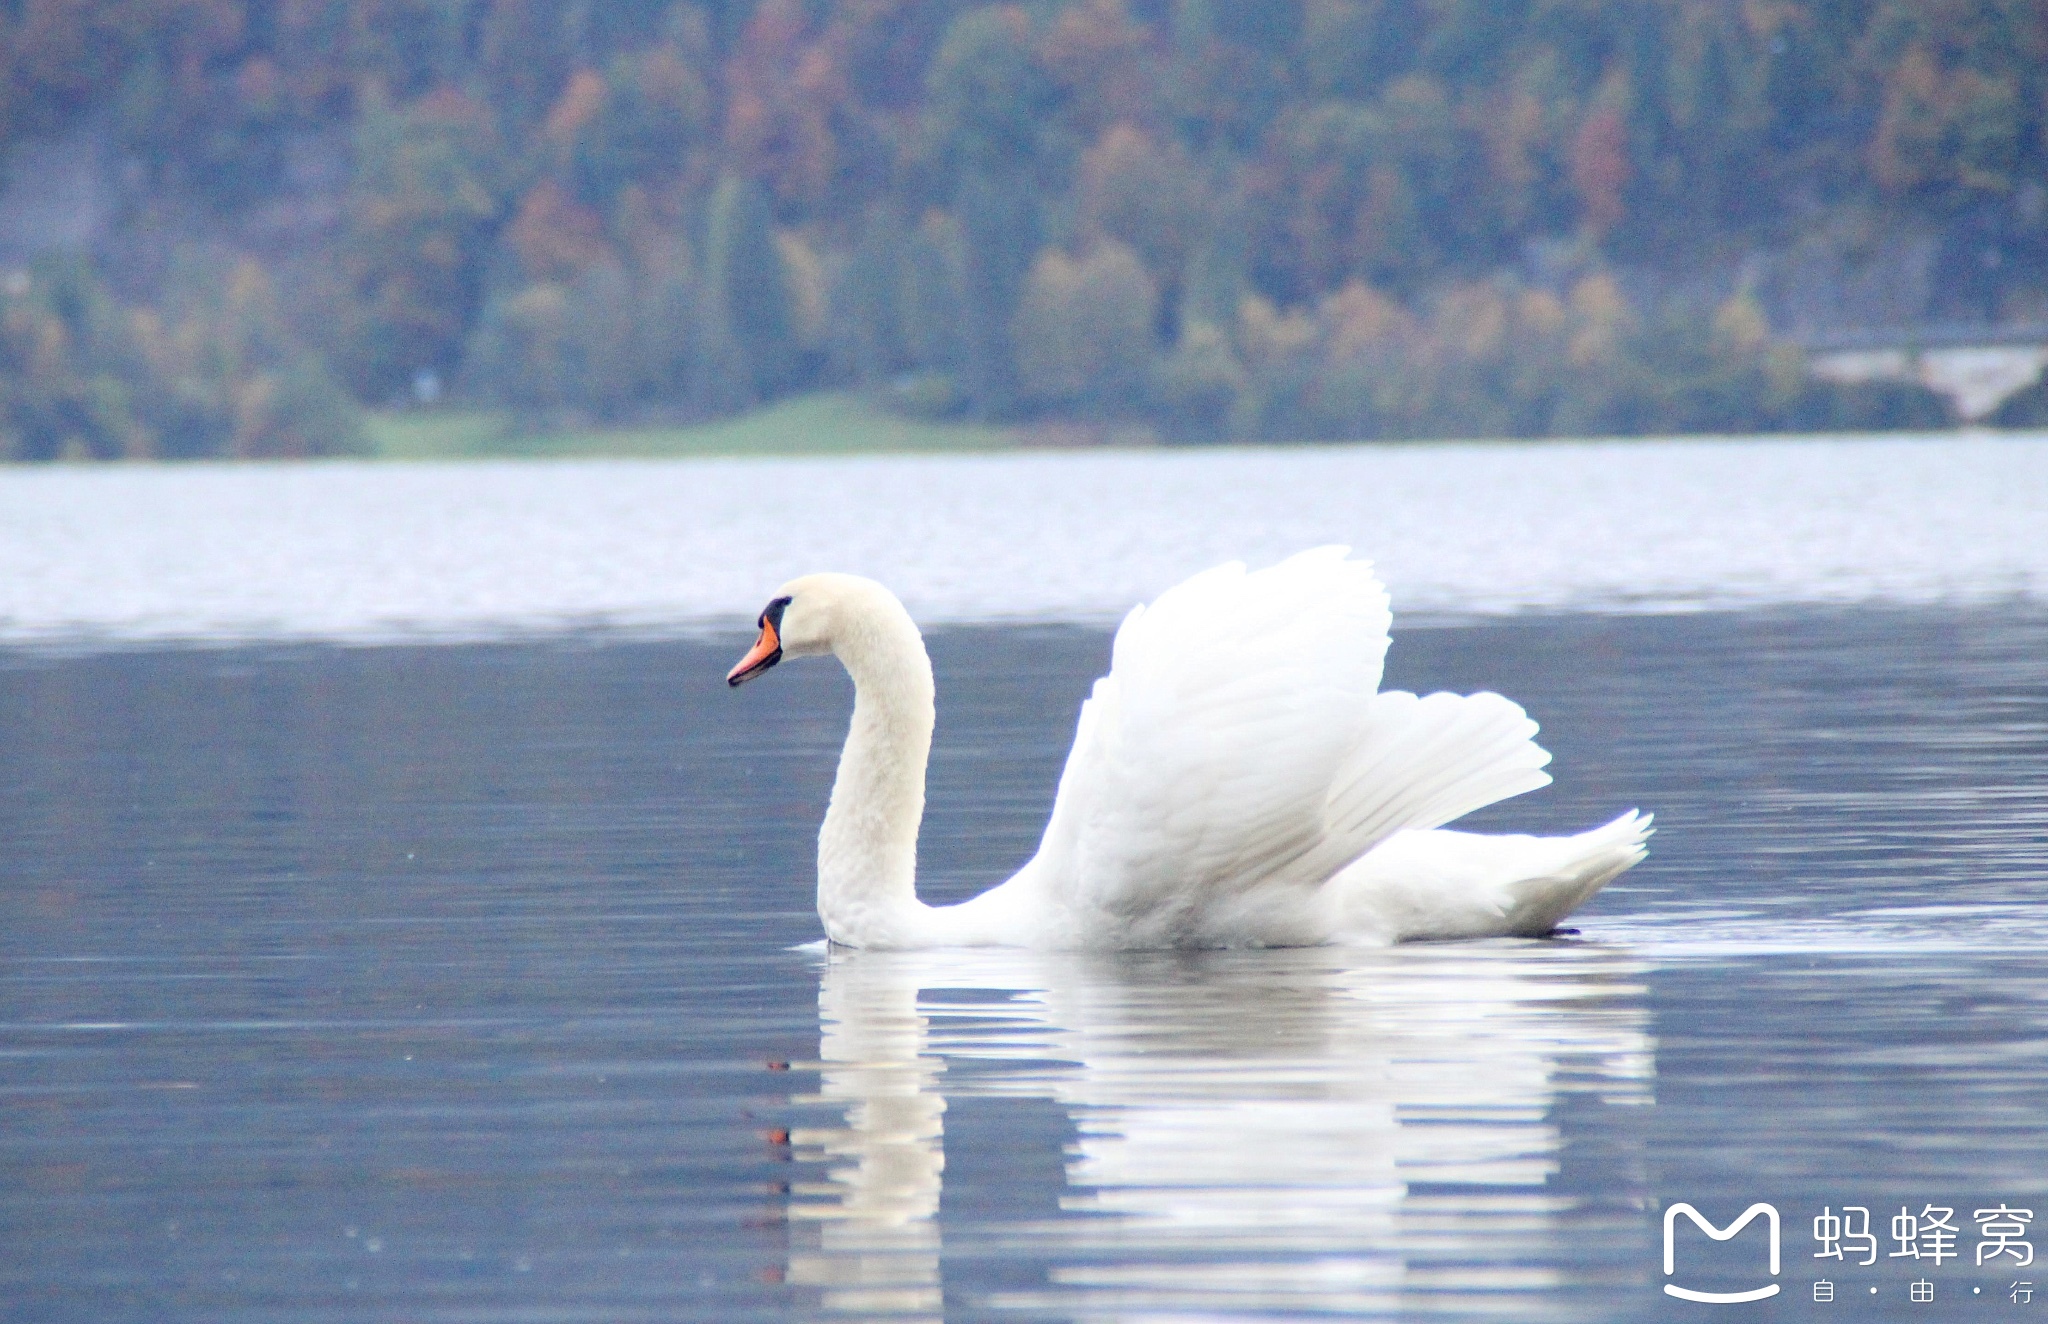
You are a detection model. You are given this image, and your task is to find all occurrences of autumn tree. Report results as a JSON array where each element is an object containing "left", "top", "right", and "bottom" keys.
[
  {"left": 1015, "top": 240, "right": 1158, "bottom": 412},
  {"left": 699, "top": 173, "right": 798, "bottom": 407},
  {"left": 1078, "top": 123, "right": 1204, "bottom": 319},
  {"left": 336, "top": 89, "right": 511, "bottom": 400}
]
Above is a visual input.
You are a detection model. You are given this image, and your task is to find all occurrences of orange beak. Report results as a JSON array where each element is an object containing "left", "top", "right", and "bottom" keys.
[{"left": 727, "top": 616, "right": 783, "bottom": 686}]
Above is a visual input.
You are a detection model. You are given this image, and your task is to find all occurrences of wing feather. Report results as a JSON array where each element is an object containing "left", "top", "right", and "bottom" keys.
[{"left": 1016, "top": 549, "right": 1558, "bottom": 948}]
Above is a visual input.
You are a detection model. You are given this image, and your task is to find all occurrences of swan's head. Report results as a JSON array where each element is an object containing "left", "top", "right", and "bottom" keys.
[{"left": 726, "top": 574, "right": 903, "bottom": 686}]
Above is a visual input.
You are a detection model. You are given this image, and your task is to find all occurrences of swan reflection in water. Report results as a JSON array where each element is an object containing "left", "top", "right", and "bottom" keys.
[{"left": 784, "top": 940, "right": 1653, "bottom": 1319}]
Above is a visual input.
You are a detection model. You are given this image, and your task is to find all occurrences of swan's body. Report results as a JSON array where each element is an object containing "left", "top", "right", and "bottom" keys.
[{"left": 729, "top": 549, "right": 1648, "bottom": 949}]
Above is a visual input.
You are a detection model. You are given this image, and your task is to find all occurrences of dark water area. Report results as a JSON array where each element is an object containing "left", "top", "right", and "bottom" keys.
[{"left": 2, "top": 611, "right": 2045, "bottom": 1322}]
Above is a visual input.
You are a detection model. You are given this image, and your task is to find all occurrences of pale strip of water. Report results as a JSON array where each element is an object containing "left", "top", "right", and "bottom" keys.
[
  {"left": 1, "top": 434, "right": 2045, "bottom": 644},
  {"left": 3, "top": 608, "right": 2045, "bottom": 1320}
]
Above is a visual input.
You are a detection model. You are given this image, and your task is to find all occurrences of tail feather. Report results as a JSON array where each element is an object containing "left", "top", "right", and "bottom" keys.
[
  {"left": 1332, "top": 810, "right": 1654, "bottom": 943},
  {"left": 1498, "top": 809, "right": 1653, "bottom": 935}
]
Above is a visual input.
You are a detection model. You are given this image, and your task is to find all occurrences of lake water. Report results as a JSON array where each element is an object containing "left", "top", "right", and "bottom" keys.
[
  {"left": 3, "top": 437, "right": 2047, "bottom": 1320},
  {"left": 2, "top": 434, "right": 2045, "bottom": 642},
  {"left": 4, "top": 607, "right": 2045, "bottom": 1322}
]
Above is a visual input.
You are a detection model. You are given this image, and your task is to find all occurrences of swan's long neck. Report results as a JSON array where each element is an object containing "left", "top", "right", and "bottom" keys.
[{"left": 817, "top": 605, "right": 935, "bottom": 947}]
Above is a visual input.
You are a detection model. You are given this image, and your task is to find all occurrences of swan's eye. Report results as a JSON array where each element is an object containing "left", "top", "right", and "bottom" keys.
[{"left": 760, "top": 596, "right": 792, "bottom": 630}]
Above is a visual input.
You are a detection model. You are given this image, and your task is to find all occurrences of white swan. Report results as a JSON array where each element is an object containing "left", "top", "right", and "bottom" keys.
[{"left": 727, "top": 547, "right": 1649, "bottom": 949}]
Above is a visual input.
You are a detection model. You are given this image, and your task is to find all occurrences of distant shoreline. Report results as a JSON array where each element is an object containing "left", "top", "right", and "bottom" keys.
[
  {"left": 358, "top": 391, "right": 2044, "bottom": 464},
  {"left": 4, "top": 388, "right": 2039, "bottom": 466}
]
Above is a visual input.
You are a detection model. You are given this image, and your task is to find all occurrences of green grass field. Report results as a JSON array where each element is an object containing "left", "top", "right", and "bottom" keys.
[{"left": 365, "top": 393, "right": 1024, "bottom": 460}]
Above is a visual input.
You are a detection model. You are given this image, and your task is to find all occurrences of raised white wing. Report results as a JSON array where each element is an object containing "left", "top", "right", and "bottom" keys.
[{"left": 1014, "top": 548, "right": 1553, "bottom": 947}]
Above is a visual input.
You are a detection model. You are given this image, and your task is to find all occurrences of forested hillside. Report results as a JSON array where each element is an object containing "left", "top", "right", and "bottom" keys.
[{"left": 4, "top": 0, "right": 2043, "bottom": 458}]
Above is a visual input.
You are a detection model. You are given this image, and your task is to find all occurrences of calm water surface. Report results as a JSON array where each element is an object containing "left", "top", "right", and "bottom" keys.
[
  {"left": 4, "top": 435, "right": 2045, "bottom": 641},
  {"left": 3, "top": 611, "right": 2046, "bottom": 1321}
]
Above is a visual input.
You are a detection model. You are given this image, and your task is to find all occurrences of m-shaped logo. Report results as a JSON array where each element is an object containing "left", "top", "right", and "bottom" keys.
[{"left": 1664, "top": 1202, "right": 1781, "bottom": 1303}]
